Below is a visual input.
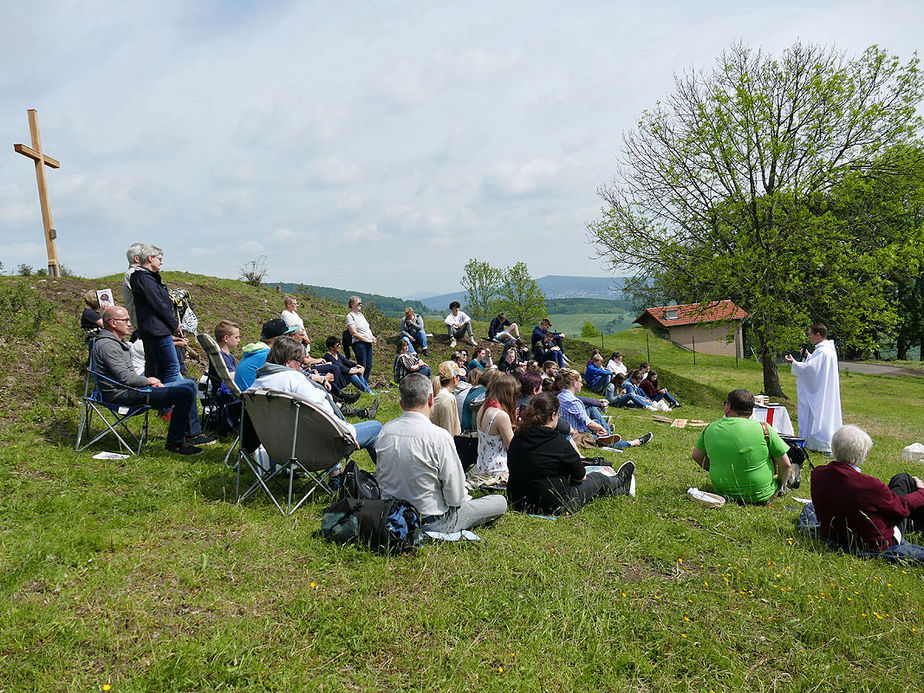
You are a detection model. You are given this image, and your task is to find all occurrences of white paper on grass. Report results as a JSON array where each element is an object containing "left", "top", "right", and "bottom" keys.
[
  {"left": 424, "top": 530, "right": 481, "bottom": 542},
  {"left": 92, "top": 451, "right": 130, "bottom": 460},
  {"left": 901, "top": 443, "right": 924, "bottom": 462}
]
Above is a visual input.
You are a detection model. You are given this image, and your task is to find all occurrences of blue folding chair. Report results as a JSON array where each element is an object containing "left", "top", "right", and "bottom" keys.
[{"left": 75, "top": 339, "right": 151, "bottom": 456}]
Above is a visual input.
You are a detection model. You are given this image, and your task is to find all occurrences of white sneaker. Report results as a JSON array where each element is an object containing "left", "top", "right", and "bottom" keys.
[
  {"left": 647, "top": 404, "right": 659, "bottom": 411},
  {"left": 449, "top": 338, "right": 457, "bottom": 348},
  {"left": 468, "top": 337, "right": 478, "bottom": 347}
]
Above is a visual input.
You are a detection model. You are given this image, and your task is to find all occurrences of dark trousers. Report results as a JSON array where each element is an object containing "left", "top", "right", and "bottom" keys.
[
  {"left": 112, "top": 379, "right": 199, "bottom": 444},
  {"left": 558, "top": 472, "right": 625, "bottom": 514},
  {"left": 889, "top": 473, "right": 924, "bottom": 534}
]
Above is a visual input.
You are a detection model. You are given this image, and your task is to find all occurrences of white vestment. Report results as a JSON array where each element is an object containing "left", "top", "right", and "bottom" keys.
[{"left": 790, "top": 339, "right": 842, "bottom": 452}]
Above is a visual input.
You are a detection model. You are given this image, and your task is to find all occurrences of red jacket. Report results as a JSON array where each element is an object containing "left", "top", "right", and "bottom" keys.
[{"left": 810, "top": 460, "right": 924, "bottom": 551}]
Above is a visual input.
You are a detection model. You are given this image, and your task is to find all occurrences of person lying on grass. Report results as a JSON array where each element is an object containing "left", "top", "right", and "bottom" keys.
[
  {"left": 691, "top": 388, "right": 791, "bottom": 504},
  {"left": 507, "top": 392, "right": 636, "bottom": 515}
]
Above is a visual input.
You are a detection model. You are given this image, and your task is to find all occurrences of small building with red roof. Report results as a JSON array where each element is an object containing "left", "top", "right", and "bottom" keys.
[{"left": 633, "top": 300, "right": 748, "bottom": 358}]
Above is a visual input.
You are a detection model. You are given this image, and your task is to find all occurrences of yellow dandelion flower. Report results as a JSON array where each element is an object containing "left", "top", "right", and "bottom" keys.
[
  {"left": 498, "top": 666, "right": 503, "bottom": 673},
  {"left": 102, "top": 687, "right": 111, "bottom": 692},
  {"left": 310, "top": 581, "right": 317, "bottom": 588}
]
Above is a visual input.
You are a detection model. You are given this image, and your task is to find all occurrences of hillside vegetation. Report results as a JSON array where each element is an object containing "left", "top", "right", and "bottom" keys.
[{"left": 3, "top": 273, "right": 924, "bottom": 691}]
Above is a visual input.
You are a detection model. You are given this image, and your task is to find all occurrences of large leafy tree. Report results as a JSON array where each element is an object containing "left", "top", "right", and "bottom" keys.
[
  {"left": 588, "top": 42, "right": 924, "bottom": 396},
  {"left": 492, "top": 261, "right": 547, "bottom": 327},
  {"left": 460, "top": 258, "right": 500, "bottom": 321}
]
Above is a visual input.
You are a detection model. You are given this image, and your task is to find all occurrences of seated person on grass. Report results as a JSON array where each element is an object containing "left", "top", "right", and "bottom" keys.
[
  {"left": 459, "top": 368, "right": 488, "bottom": 432},
  {"left": 531, "top": 318, "right": 566, "bottom": 361},
  {"left": 606, "top": 351, "right": 627, "bottom": 378},
  {"left": 375, "top": 373, "right": 507, "bottom": 533},
  {"left": 498, "top": 344, "right": 524, "bottom": 374},
  {"left": 691, "top": 388, "right": 791, "bottom": 504},
  {"left": 557, "top": 368, "right": 653, "bottom": 452},
  {"left": 639, "top": 369, "right": 680, "bottom": 408},
  {"left": 249, "top": 336, "right": 382, "bottom": 462},
  {"left": 508, "top": 392, "right": 637, "bottom": 515},
  {"left": 619, "top": 369, "right": 664, "bottom": 411},
  {"left": 533, "top": 329, "right": 564, "bottom": 368},
  {"left": 467, "top": 346, "right": 494, "bottom": 373},
  {"left": 393, "top": 338, "right": 431, "bottom": 383},
  {"left": 400, "top": 306, "right": 428, "bottom": 356},
  {"left": 489, "top": 311, "right": 520, "bottom": 343},
  {"left": 93, "top": 306, "right": 213, "bottom": 455},
  {"left": 431, "top": 361, "right": 462, "bottom": 437},
  {"left": 323, "top": 335, "right": 372, "bottom": 396},
  {"left": 444, "top": 301, "right": 477, "bottom": 348},
  {"left": 585, "top": 353, "right": 621, "bottom": 405},
  {"left": 804, "top": 424, "right": 924, "bottom": 561},
  {"left": 280, "top": 294, "right": 305, "bottom": 332}
]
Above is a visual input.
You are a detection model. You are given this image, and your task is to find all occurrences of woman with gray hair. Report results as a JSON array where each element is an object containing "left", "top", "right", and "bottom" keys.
[{"left": 809, "top": 424, "right": 924, "bottom": 559}]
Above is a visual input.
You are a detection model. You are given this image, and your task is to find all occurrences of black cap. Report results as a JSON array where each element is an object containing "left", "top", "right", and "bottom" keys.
[{"left": 261, "top": 318, "right": 298, "bottom": 340}]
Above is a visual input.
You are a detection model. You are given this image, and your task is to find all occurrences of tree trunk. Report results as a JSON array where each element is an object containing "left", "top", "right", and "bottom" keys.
[
  {"left": 897, "top": 332, "right": 908, "bottom": 361},
  {"left": 756, "top": 333, "right": 786, "bottom": 397},
  {"left": 761, "top": 354, "right": 785, "bottom": 398}
]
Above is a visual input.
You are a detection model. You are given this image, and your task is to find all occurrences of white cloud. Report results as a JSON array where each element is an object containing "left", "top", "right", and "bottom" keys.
[{"left": 1, "top": 0, "right": 920, "bottom": 292}]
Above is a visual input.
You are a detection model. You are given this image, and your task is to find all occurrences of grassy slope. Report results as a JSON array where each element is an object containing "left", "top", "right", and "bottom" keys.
[{"left": 2, "top": 275, "right": 924, "bottom": 692}]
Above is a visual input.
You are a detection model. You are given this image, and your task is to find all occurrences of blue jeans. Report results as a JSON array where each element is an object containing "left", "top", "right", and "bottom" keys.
[
  {"left": 652, "top": 390, "right": 679, "bottom": 406},
  {"left": 401, "top": 329, "right": 428, "bottom": 353},
  {"left": 111, "top": 378, "right": 200, "bottom": 444},
  {"left": 349, "top": 373, "right": 373, "bottom": 393},
  {"left": 143, "top": 334, "right": 181, "bottom": 384},
  {"left": 351, "top": 341, "right": 373, "bottom": 385},
  {"left": 353, "top": 420, "right": 383, "bottom": 464},
  {"left": 613, "top": 392, "right": 652, "bottom": 408}
]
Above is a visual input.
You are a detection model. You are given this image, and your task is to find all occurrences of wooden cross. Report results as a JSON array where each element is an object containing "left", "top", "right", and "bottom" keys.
[{"left": 13, "top": 109, "right": 62, "bottom": 278}]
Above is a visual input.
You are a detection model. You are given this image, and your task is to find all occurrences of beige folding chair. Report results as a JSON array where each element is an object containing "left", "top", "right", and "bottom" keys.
[
  {"left": 196, "top": 333, "right": 242, "bottom": 468},
  {"left": 236, "top": 388, "right": 358, "bottom": 516}
]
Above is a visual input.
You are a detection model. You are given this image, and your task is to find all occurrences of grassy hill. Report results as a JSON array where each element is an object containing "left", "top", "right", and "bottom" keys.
[
  {"left": 3, "top": 273, "right": 924, "bottom": 691},
  {"left": 269, "top": 281, "right": 433, "bottom": 318}
]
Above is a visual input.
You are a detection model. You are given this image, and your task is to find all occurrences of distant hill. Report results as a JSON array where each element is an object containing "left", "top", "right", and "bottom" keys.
[
  {"left": 419, "top": 275, "right": 629, "bottom": 311},
  {"left": 270, "top": 282, "right": 430, "bottom": 318}
]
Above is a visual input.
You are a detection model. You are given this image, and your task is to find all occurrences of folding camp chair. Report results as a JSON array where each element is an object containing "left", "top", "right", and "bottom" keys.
[
  {"left": 75, "top": 339, "right": 151, "bottom": 456},
  {"left": 196, "top": 333, "right": 242, "bottom": 468},
  {"left": 236, "top": 388, "right": 357, "bottom": 516}
]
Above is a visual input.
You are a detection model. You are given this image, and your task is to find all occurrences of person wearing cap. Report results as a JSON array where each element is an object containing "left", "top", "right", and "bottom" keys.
[
  {"left": 233, "top": 318, "right": 299, "bottom": 391},
  {"left": 431, "top": 361, "right": 462, "bottom": 437}
]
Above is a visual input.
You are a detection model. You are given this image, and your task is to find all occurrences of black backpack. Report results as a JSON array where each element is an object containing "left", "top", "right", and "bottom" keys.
[
  {"left": 339, "top": 459, "right": 381, "bottom": 500},
  {"left": 321, "top": 497, "right": 422, "bottom": 554}
]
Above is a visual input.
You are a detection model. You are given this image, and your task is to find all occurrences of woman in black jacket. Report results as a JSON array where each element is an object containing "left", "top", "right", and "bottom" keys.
[
  {"left": 506, "top": 392, "right": 635, "bottom": 514},
  {"left": 129, "top": 246, "right": 181, "bottom": 383}
]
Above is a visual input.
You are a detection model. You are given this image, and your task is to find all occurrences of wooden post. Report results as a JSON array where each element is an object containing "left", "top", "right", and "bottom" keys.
[{"left": 13, "top": 109, "right": 61, "bottom": 278}]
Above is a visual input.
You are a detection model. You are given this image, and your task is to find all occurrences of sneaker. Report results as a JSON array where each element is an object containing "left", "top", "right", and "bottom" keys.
[
  {"left": 364, "top": 398, "right": 380, "bottom": 419},
  {"left": 449, "top": 338, "right": 457, "bottom": 348},
  {"left": 186, "top": 433, "right": 218, "bottom": 446},
  {"left": 340, "top": 390, "right": 362, "bottom": 404},
  {"left": 468, "top": 337, "right": 478, "bottom": 347},
  {"left": 421, "top": 349, "right": 429, "bottom": 357},
  {"left": 646, "top": 404, "right": 659, "bottom": 412},
  {"left": 165, "top": 441, "right": 203, "bottom": 456},
  {"left": 613, "top": 461, "right": 636, "bottom": 496},
  {"left": 596, "top": 433, "right": 622, "bottom": 445},
  {"left": 637, "top": 432, "right": 654, "bottom": 446},
  {"left": 672, "top": 403, "right": 682, "bottom": 409}
]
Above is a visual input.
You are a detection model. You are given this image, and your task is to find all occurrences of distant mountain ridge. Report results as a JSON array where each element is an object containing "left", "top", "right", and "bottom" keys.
[{"left": 419, "top": 275, "right": 628, "bottom": 310}]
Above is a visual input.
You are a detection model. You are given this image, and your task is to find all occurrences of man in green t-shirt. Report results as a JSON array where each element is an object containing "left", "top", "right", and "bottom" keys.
[{"left": 692, "top": 389, "right": 792, "bottom": 503}]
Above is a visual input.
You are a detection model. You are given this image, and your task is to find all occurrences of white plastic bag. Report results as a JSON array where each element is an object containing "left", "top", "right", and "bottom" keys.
[{"left": 901, "top": 443, "right": 924, "bottom": 462}]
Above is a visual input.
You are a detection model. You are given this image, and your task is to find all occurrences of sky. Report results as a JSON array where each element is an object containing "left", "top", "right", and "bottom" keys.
[{"left": 1, "top": 1, "right": 921, "bottom": 298}]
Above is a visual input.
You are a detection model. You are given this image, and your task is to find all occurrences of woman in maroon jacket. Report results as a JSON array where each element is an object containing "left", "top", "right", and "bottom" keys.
[
  {"left": 810, "top": 424, "right": 924, "bottom": 557},
  {"left": 639, "top": 369, "right": 680, "bottom": 408}
]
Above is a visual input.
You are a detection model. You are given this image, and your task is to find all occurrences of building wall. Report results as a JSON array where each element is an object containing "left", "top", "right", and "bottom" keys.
[{"left": 666, "top": 322, "right": 743, "bottom": 358}]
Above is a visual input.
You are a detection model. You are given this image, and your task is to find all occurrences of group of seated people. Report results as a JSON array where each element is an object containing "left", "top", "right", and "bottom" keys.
[
  {"left": 691, "top": 387, "right": 924, "bottom": 563},
  {"left": 584, "top": 351, "right": 681, "bottom": 411}
]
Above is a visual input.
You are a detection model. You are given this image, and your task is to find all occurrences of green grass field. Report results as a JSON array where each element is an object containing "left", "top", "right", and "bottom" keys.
[
  {"left": 547, "top": 313, "right": 635, "bottom": 338},
  {"left": 3, "top": 276, "right": 924, "bottom": 691}
]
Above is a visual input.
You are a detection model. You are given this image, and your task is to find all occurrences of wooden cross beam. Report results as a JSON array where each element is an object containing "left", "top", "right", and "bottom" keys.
[{"left": 13, "top": 109, "right": 62, "bottom": 278}]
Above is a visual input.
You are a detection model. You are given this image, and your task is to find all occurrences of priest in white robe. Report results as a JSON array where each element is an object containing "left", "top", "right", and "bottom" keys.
[{"left": 785, "top": 324, "right": 842, "bottom": 452}]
